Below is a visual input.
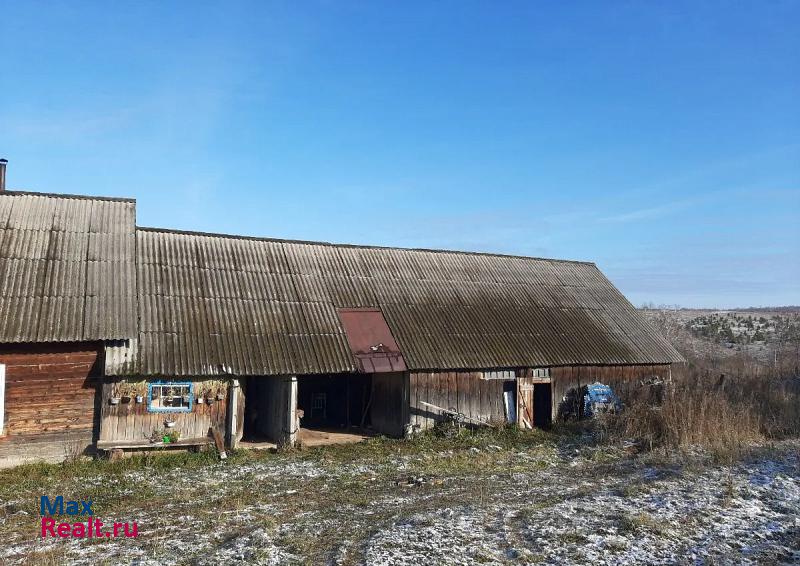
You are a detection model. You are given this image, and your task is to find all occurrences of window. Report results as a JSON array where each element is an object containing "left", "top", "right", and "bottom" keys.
[
  {"left": 148, "top": 382, "right": 193, "bottom": 413},
  {"left": 311, "top": 392, "right": 327, "bottom": 419}
]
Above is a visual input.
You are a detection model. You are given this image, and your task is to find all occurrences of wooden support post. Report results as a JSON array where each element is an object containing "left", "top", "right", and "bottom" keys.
[
  {"left": 226, "top": 378, "right": 241, "bottom": 449},
  {"left": 281, "top": 376, "right": 298, "bottom": 448}
]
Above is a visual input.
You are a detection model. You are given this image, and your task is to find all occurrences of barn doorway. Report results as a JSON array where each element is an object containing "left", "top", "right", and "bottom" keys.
[
  {"left": 533, "top": 382, "right": 552, "bottom": 428},
  {"left": 296, "top": 374, "right": 373, "bottom": 445},
  {"left": 517, "top": 377, "right": 552, "bottom": 429},
  {"left": 242, "top": 376, "right": 288, "bottom": 448}
]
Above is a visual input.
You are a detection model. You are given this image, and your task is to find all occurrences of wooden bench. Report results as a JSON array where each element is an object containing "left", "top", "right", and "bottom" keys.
[{"left": 96, "top": 437, "right": 212, "bottom": 451}]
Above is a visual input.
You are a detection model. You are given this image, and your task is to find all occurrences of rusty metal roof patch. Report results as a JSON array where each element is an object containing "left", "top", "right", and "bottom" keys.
[{"left": 337, "top": 307, "right": 407, "bottom": 373}]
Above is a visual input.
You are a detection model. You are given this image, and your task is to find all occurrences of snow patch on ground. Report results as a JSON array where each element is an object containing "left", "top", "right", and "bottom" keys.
[{"left": 2, "top": 441, "right": 798, "bottom": 564}]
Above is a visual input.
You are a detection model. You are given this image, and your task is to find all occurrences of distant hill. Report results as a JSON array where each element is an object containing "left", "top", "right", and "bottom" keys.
[
  {"left": 640, "top": 307, "right": 800, "bottom": 363},
  {"left": 736, "top": 306, "right": 800, "bottom": 314}
]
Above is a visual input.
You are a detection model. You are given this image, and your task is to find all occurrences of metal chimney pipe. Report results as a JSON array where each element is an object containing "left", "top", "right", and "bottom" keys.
[{"left": 0, "top": 159, "right": 7, "bottom": 192}]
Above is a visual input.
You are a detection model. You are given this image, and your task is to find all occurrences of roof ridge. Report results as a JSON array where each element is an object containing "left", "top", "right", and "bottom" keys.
[
  {"left": 1, "top": 190, "right": 136, "bottom": 203},
  {"left": 136, "top": 225, "right": 596, "bottom": 266}
]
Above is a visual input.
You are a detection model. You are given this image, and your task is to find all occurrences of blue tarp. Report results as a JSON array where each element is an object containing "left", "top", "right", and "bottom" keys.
[{"left": 583, "top": 382, "right": 622, "bottom": 417}]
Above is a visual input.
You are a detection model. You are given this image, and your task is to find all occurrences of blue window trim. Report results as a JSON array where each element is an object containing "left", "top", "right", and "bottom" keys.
[{"left": 147, "top": 381, "right": 193, "bottom": 413}]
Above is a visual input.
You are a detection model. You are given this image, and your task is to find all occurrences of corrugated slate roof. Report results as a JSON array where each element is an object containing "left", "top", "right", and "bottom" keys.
[
  {"left": 0, "top": 191, "right": 137, "bottom": 343},
  {"left": 119, "top": 227, "right": 683, "bottom": 376}
]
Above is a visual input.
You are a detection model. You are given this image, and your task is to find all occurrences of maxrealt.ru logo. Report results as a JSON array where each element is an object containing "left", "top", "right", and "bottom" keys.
[{"left": 40, "top": 496, "right": 138, "bottom": 538}]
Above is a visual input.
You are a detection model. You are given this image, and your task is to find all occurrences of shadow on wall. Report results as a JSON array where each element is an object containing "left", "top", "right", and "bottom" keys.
[{"left": 557, "top": 386, "right": 586, "bottom": 421}]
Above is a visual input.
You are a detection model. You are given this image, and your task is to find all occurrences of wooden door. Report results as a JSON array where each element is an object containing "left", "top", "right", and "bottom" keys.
[{"left": 517, "top": 378, "right": 534, "bottom": 429}]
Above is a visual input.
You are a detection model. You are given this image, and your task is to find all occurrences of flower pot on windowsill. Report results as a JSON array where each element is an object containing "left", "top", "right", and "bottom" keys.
[
  {"left": 196, "top": 397, "right": 204, "bottom": 404},
  {"left": 135, "top": 395, "right": 144, "bottom": 404},
  {"left": 216, "top": 392, "right": 225, "bottom": 400},
  {"left": 109, "top": 397, "right": 121, "bottom": 405}
]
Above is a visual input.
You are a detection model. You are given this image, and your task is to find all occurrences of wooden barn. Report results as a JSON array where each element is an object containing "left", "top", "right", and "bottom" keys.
[
  {"left": 99, "top": 227, "right": 683, "bottom": 449},
  {"left": 0, "top": 168, "right": 683, "bottom": 464}
]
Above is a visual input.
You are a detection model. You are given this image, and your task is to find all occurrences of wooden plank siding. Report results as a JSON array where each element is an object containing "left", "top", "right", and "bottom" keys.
[
  {"left": 370, "top": 372, "right": 408, "bottom": 437},
  {"left": 409, "top": 364, "right": 673, "bottom": 432},
  {"left": 98, "top": 378, "right": 229, "bottom": 446},
  {"left": 0, "top": 343, "right": 101, "bottom": 468},
  {"left": 409, "top": 371, "right": 508, "bottom": 431},
  {"left": 550, "top": 364, "right": 671, "bottom": 420}
]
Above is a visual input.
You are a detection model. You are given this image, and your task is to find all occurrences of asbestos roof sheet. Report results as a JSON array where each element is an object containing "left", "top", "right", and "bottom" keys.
[
  {"left": 120, "top": 227, "right": 684, "bottom": 376},
  {"left": 0, "top": 191, "right": 137, "bottom": 343}
]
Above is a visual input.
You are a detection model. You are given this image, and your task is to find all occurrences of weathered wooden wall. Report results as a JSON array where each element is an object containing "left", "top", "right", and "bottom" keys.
[
  {"left": 0, "top": 343, "right": 101, "bottom": 467},
  {"left": 550, "top": 364, "right": 671, "bottom": 420},
  {"left": 409, "top": 365, "right": 673, "bottom": 431},
  {"left": 98, "top": 378, "right": 228, "bottom": 445},
  {"left": 370, "top": 372, "right": 408, "bottom": 437},
  {"left": 409, "top": 371, "right": 509, "bottom": 431}
]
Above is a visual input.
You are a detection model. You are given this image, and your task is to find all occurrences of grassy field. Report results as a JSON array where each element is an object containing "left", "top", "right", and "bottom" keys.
[{"left": 1, "top": 425, "right": 798, "bottom": 565}]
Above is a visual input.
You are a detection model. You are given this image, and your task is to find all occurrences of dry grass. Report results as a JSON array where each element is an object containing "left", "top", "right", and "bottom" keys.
[{"left": 602, "top": 354, "right": 800, "bottom": 460}]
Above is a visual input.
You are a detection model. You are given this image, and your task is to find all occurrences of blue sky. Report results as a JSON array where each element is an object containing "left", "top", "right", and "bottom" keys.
[{"left": 1, "top": 1, "right": 798, "bottom": 308}]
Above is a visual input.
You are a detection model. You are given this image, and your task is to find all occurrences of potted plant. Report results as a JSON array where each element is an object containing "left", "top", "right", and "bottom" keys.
[
  {"left": 119, "top": 383, "right": 133, "bottom": 404},
  {"left": 109, "top": 384, "right": 122, "bottom": 405},
  {"left": 129, "top": 381, "right": 146, "bottom": 404},
  {"left": 164, "top": 419, "right": 176, "bottom": 428},
  {"left": 216, "top": 387, "right": 225, "bottom": 401}
]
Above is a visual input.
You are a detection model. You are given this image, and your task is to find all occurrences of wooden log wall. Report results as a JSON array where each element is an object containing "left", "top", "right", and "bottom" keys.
[
  {"left": 0, "top": 343, "right": 101, "bottom": 467},
  {"left": 409, "top": 371, "right": 508, "bottom": 431},
  {"left": 98, "top": 377, "right": 229, "bottom": 445},
  {"left": 550, "top": 364, "right": 671, "bottom": 420},
  {"left": 0, "top": 343, "right": 100, "bottom": 436}
]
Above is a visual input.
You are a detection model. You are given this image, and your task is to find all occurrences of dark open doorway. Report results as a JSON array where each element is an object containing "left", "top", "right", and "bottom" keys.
[
  {"left": 297, "top": 374, "right": 372, "bottom": 430},
  {"left": 241, "top": 376, "right": 290, "bottom": 445},
  {"left": 533, "top": 382, "right": 552, "bottom": 428},
  {"left": 242, "top": 377, "right": 269, "bottom": 442}
]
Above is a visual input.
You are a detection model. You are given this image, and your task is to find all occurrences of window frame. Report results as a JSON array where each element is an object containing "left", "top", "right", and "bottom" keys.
[{"left": 147, "top": 381, "right": 193, "bottom": 413}]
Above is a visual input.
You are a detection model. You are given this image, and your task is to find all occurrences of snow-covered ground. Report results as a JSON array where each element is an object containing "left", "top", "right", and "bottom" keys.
[
  {"left": 365, "top": 451, "right": 800, "bottom": 565},
  {"left": 1, "top": 439, "right": 798, "bottom": 564}
]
